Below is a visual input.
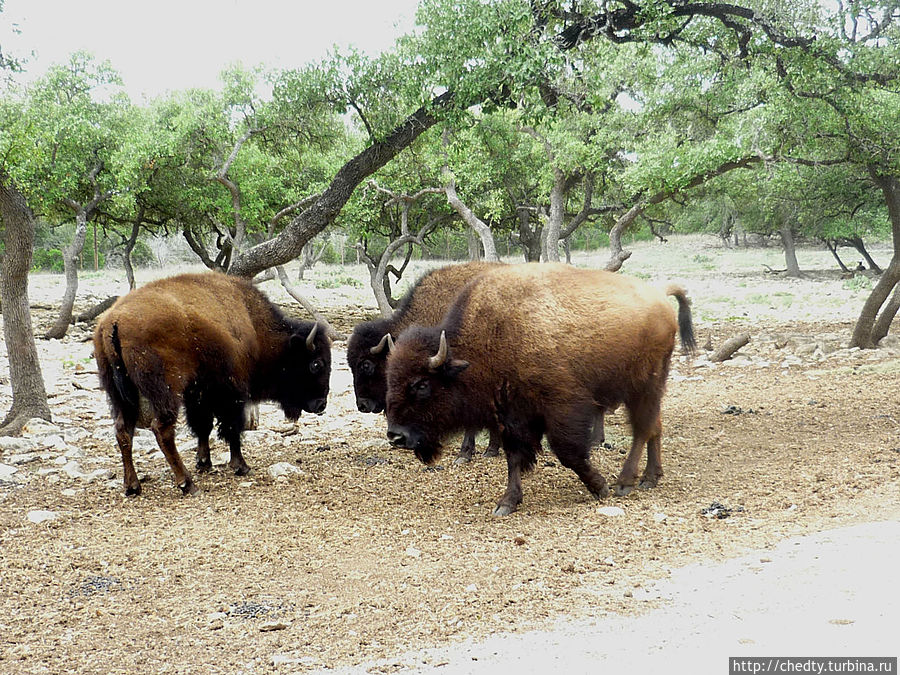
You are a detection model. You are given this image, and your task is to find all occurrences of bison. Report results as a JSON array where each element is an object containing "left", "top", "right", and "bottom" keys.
[
  {"left": 93, "top": 272, "right": 331, "bottom": 497},
  {"left": 384, "top": 263, "right": 695, "bottom": 515},
  {"left": 347, "top": 262, "right": 503, "bottom": 463}
]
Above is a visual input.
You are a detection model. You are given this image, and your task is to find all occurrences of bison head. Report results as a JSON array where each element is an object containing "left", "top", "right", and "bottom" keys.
[
  {"left": 347, "top": 320, "right": 396, "bottom": 414},
  {"left": 277, "top": 321, "right": 332, "bottom": 420},
  {"left": 385, "top": 327, "right": 469, "bottom": 465}
]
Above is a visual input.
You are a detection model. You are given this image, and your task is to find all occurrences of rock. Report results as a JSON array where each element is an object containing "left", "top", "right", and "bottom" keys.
[
  {"left": 268, "top": 462, "right": 303, "bottom": 479},
  {"left": 86, "top": 468, "right": 115, "bottom": 483},
  {"left": 597, "top": 506, "right": 625, "bottom": 517},
  {"left": 38, "top": 434, "right": 68, "bottom": 451},
  {"left": 259, "top": 621, "right": 289, "bottom": 632},
  {"left": 0, "top": 436, "right": 38, "bottom": 454},
  {"left": 6, "top": 453, "right": 40, "bottom": 465},
  {"left": 653, "top": 512, "right": 668, "bottom": 523},
  {"left": 61, "top": 461, "right": 86, "bottom": 479},
  {"left": 405, "top": 546, "right": 422, "bottom": 559},
  {"left": 21, "top": 419, "right": 62, "bottom": 437},
  {"left": 0, "top": 463, "right": 18, "bottom": 480},
  {"left": 27, "top": 510, "right": 59, "bottom": 524}
]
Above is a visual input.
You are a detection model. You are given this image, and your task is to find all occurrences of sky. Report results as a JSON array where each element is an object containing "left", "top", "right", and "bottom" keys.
[{"left": 0, "top": 0, "right": 422, "bottom": 100}]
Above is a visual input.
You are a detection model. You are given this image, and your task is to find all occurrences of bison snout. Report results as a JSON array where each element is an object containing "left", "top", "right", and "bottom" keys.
[
  {"left": 357, "top": 398, "right": 383, "bottom": 414},
  {"left": 386, "top": 426, "right": 411, "bottom": 448},
  {"left": 306, "top": 398, "right": 327, "bottom": 415}
]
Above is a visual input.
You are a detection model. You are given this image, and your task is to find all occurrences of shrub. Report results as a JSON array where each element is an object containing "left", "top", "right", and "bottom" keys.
[{"left": 32, "top": 248, "right": 65, "bottom": 273}]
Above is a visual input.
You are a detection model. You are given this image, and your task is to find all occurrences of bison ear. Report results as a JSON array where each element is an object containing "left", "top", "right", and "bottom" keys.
[{"left": 442, "top": 359, "right": 469, "bottom": 379}]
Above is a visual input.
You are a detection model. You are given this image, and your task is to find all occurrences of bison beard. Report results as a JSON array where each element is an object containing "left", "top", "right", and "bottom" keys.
[
  {"left": 385, "top": 263, "right": 696, "bottom": 516},
  {"left": 93, "top": 272, "right": 331, "bottom": 497}
]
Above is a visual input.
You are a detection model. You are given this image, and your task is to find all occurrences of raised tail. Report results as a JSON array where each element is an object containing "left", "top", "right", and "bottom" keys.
[{"left": 666, "top": 284, "right": 697, "bottom": 355}]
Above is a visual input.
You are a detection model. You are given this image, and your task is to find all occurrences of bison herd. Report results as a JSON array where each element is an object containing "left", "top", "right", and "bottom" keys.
[{"left": 93, "top": 262, "right": 695, "bottom": 515}]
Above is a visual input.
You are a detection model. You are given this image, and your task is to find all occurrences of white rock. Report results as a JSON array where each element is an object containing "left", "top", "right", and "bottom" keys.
[
  {"left": 597, "top": 506, "right": 625, "bottom": 517},
  {"left": 267, "top": 462, "right": 303, "bottom": 479},
  {"left": 0, "top": 436, "right": 37, "bottom": 453},
  {"left": 21, "top": 419, "right": 62, "bottom": 437},
  {"left": 0, "top": 463, "right": 18, "bottom": 480},
  {"left": 6, "top": 453, "right": 39, "bottom": 465},
  {"left": 86, "top": 468, "right": 115, "bottom": 483},
  {"left": 27, "top": 510, "right": 59, "bottom": 524},
  {"left": 61, "top": 461, "right": 86, "bottom": 479},
  {"left": 405, "top": 545, "right": 422, "bottom": 559},
  {"left": 38, "top": 434, "right": 68, "bottom": 451},
  {"left": 653, "top": 512, "right": 668, "bottom": 523}
]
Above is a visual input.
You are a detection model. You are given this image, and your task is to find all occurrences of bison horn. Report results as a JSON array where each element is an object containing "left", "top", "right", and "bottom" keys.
[
  {"left": 306, "top": 322, "right": 319, "bottom": 352},
  {"left": 370, "top": 333, "right": 394, "bottom": 355},
  {"left": 428, "top": 330, "right": 449, "bottom": 370}
]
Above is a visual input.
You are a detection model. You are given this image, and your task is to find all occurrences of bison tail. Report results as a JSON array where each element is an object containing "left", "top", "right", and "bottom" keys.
[
  {"left": 666, "top": 284, "right": 697, "bottom": 355},
  {"left": 107, "top": 322, "right": 140, "bottom": 407}
]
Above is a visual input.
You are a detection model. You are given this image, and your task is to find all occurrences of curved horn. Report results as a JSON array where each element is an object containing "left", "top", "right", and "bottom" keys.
[
  {"left": 370, "top": 333, "right": 392, "bottom": 355},
  {"left": 387, "top": 333, "right": 395, "bottom": 352},
  {"left": 428, "top": 330, "right": 449, "bottom": 370},
  {"left": 305, "top": 322, "right": 319, "bottom": 352}
]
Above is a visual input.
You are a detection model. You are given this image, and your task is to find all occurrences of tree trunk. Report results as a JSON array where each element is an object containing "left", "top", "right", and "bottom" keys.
[
  {"left": 466, "top": 228, "right": 482, "bottom": 261},
  {"left": 442, "top": 169, "right": 499, "bottom": 262},
  {"left": 0, "top": 177, "right": 52, "bottom": 434},
  {"left": 517, "top": 208, "right": 541, "bottom": 262},
  {"left": 544, "top": 171, "right": 565, "bottom": 262},
  {"left": 846, "top": 236, "right": 883, "bottom": 274},
  {"left": 779, "top": 224, "right": 802, "bottom": 277},
  {"left": 45, "top": 209, "right": 88, "bottom": 339},
  {"left": 871, "top": 283, "right": 900, "bottom": 345},
  {"left": 824, "top": 239, "right": 851, "bottom": 273},
  {"left": 123, "top": 212, "right": 142, "bottom": 290},
  {"left": 851, "top": 170, "right": 900, "bottom": 348}
]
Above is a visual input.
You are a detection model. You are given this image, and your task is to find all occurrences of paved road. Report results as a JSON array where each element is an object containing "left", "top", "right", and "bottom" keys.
[{"left": 324, "top": 519, "right": 900, "bottom": 674}]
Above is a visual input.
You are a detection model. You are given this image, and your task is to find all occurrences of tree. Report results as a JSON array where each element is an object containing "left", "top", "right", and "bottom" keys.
[
  {"left": 0, "top": 174, "right": 52, "bottom": 434},
  {"left": 0, "top": 9, "right": 51, "bottom": 434}
]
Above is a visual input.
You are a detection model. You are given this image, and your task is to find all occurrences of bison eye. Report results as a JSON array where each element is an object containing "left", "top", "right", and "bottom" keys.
[
  {"left": 411, "top": 379, "right": 431, "bottom": 400},
  {"left": 360, "top": 360, "right": 375, "bottom": 376},
  {"left": 309, "top": 358, "right": 325, "bottom": 375}
]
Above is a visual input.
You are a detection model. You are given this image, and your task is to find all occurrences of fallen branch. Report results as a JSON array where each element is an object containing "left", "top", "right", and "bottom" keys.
[{"left": 710, "top": 333, "right": 751, "bottom": 362}]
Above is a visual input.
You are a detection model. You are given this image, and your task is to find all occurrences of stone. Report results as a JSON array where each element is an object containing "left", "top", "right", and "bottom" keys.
[
  {"left": 598, "top": 506, "right": 625, "bottom": 517},
  {"left": 21, "top": 419, "right": 62, "bottom": 437},
  {"left": 268, "top": 462, "right": 303, "bottom": 479},
  {"left": 0, "top": 436, "right": 38, "bottom": 454},
  {"left": 62, "top": 461, "right": 86, "bottom": 479},
  {"left": 27, "top": 510, "right": 59, "bottom": 524},
  {"left": 0, "top": 463, "right": 18, "bottom": 480}
]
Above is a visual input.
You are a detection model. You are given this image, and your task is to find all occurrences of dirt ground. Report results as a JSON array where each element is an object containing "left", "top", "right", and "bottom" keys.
[{"left": 1, "top": 236, "right": 899, "bottom": 674}]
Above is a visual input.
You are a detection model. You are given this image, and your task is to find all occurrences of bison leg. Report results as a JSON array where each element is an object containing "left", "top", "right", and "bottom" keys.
[
  {"left": 639, "top": 416, "right": 664, "bottom": 489},
  {"left": 114, "top": 409, "right": 141, "bottom": 496},
  {"left": 454, "top": 430, "right": 478, "bottom": 465},
  {"left": 494, "top": 448, "right": 527, "bottom": 517},
  {"left": 615, "top": 399, "right": 662, "bottom": 497},
  {"left": 184, "top": 399, "right": 214, "bottom": 473},
  {"left": 151, "top": 415, "right": 198, "bottom": 496},
  {"left": 483, "top": 429, "right": 502, "bottom": 458},
  {"left": 547, "top": 419, "right": 610, "bottom": 500},
  {"left": 217, "top": 405, "right": 250, "bottom": 476},
  {"left": 589, "top": 408, "right": 606, "bottom": 447}
]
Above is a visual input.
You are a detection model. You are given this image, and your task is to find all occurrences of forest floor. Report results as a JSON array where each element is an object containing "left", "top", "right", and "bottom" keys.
[{"left": 1, "top": 235, "right": 898, "bottom": 674}]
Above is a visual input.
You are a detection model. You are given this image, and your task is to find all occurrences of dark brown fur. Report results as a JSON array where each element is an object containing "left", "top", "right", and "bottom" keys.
[
  {"left": 347, "top": 262, "right": 502, "bottom": 462},
  {"left": 93, "top": 272, "right": 331, "bottom": 497},
  {"left": 385, "top": 263, "right": 695, "bottom": 515}
]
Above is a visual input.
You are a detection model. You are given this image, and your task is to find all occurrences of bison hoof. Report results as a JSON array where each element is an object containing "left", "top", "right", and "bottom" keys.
[
  {"left": 483, "top": 447, "right": 500, "bottom": 458},
  {"left": 453, "top": 454, "right": 472, "bottom": 466},
  {"left": 196, "top": 460, "right": 213, "bottom": 473},
  {"left": 179, "top": 480, "right": 199, "bottom": 496},
  {"left": 493, "top": 504, "right": 517, "bottom": 517},
  {"left": 232, "top": 463, "right": 251, "bottom": 476},
  {"left": 615, "top": 484, "right": 634, "bottom": 497},
  {"left": 596, "top": 483, "right": 610, "bottom": 499},
  {"left": 124, "top": 484, "right": 142, "bottom": 497},
  {"left": 638, "top": 479, "right": 658, "bottom": 490}
]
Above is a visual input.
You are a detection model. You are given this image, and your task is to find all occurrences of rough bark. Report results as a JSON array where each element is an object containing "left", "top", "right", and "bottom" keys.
[
  {"left": 872, "top": 284, "right": 900, "bottom": 345},
  {"left": 851, "top": 170, "right": 900, "bottom": 348},
  {"left": 516, "top": 207, "right": 542, "bottom": 262},
  {"left": 710, "top": 334, "right": 751, "bottom": 362},
  {"left": 824, "top": 238, "right": 851, "bottom": 273},
  {"left": 0, "top": 177, "right": 52, "bottom": 434},
  {"left": 443, "top": 175, "right": 499, "bottom": 262},
  {"left": 779, "top": 224, "right": 802, "bottom": 277},
  {"left": 44, "top": 208, "right": 89, "bottom": 339}
]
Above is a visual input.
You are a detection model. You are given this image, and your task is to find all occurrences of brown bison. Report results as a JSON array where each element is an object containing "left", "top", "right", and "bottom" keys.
[
  {"left": 347, "top": 262, "right": 503, "bottom": 463},
  {"left": 93, "top": 272, "right": 331, "bottom": 497},
  {"left": 385, "top": 263, "right": 695, "bottom": 515}
]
